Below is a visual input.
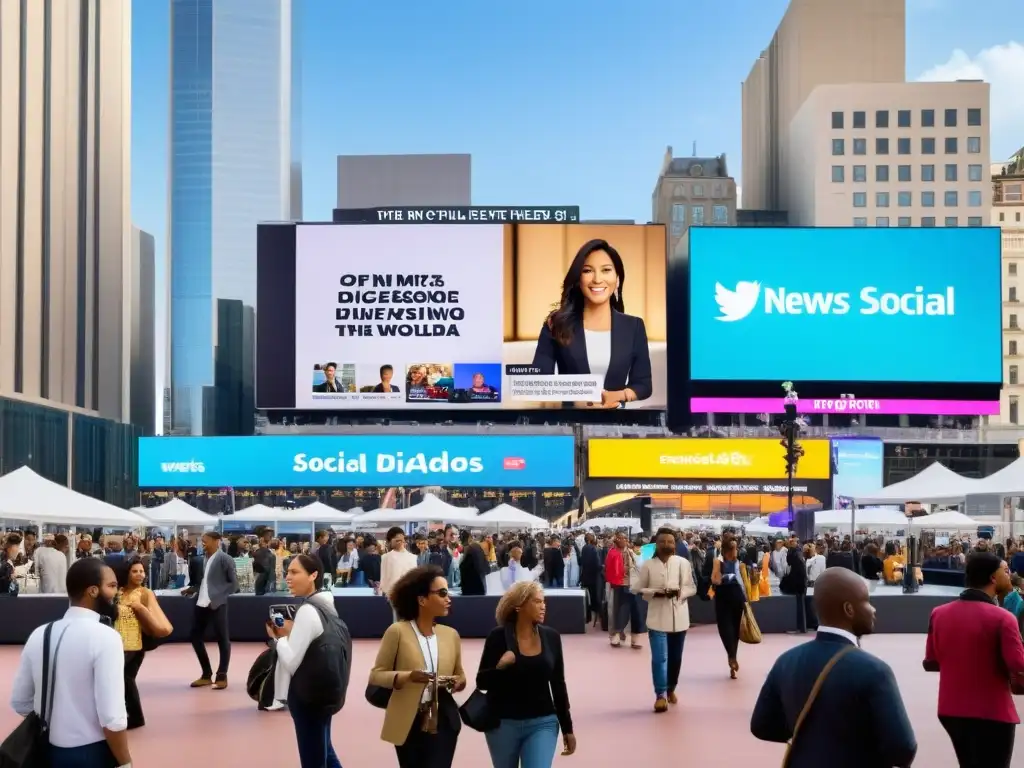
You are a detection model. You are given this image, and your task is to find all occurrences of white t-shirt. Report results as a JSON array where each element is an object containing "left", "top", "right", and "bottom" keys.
[
  {"left": 411, "top": 623, "right": 439, "bottom": 704},
  {"left": 584, "top": 329, "right": 612, "bottom": 386}
]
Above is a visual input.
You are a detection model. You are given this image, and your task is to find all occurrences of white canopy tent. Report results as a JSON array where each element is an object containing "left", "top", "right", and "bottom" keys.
[
  {"left": 662, "top": 518, "right": 744, "bottom": 532},
  {"left": 851, "top": 462, "right": 979, "bottom": 505},
  {"left": 745, "top": 518, "right": 789, "bottom": 537},
  {"left": 814, "top": 507, "right": 908, "bottom": 530},
  {"left": 0, "top": 466, "right": 147, "bottom": 528},
  {"left": 963, "top": 457, "right": 1024, "bottom": 496},
  {"left": 910, "top": 510, "right": 980, "bottom": 530},
  {"left": 221, "top": 503, "right": 360, "bottom": 525},
  {"left": 473, "top": 504, "right": 549, "bottom": 530},
  {"left": 353, "top": 494, "right": 478, "bottom": 525},
  {"left": 578, "top": 517, "right": 643, "bottom": 533},
  {"left": 133, "top": 498, "right": 216, "bottom": 526}
]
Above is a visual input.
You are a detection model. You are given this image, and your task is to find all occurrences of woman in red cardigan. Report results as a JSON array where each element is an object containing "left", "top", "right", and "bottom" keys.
[{"left": 605, "top": 532, "right": 643, "bottom": 648}]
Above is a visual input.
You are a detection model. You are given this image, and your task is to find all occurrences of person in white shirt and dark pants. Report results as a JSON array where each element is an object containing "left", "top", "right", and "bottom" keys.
[
  {"left": 9, "top": 557, "right": 133, "bottom": 768},
  {"left": 182, "top": 531, "right": 237, "bottom": 689},
  {"left": 380, "top": 528, "right": 418, "bottom": 622}
]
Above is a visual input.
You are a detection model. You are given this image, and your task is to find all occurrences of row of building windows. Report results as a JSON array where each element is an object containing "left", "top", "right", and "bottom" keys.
[
  {"left": 849, "top": 189, "right": 984, "bottom": 207},
  {"left": 852, "top": 216, "right": 984, "bottom": 227},
  {"left": 831, "top": 108, "right": 983, "bottom": 130},
  {"left": 999, "top": 211, "right": 1023, "bottom": 223},
  {"left": 832, "top": 136, "right": 982, "bottom": 156},
  {"left": 670, "top": 203, "right": 730, "bottom": 224},
  {"left": 831, "top": 163, "right": 985, "bottom": 184},
  {"left": 670, "top": 183, "right": 728, "bottom": 199}
]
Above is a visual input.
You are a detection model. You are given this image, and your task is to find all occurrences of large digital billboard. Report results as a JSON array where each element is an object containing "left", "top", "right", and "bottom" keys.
[
  {"left": 257, "top": 222, "right": 667, "bottom": 411},
  {"left": 667, "top": 227, "right": 1002, "bottom": 426},
  {"left": 138, "top": 435, "right": 576, "bottom": 489}
]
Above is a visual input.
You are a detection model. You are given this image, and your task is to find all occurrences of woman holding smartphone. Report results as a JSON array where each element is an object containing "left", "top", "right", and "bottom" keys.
[
  {"left": 477, "top": 582, "right": 576, "bottom": 767},
  {"left": 369, "top": 565, "right": 467, "bottom": 768}
]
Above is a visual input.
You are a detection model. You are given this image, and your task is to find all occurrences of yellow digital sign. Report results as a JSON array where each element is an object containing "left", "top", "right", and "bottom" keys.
[{"left": 587, "top": 438, "right": 831, "bottom": 481}]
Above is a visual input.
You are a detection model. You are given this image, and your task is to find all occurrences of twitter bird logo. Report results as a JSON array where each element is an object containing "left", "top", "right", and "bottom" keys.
[{"left": 715, "top": 281, "right": 761, "bottom": 322}]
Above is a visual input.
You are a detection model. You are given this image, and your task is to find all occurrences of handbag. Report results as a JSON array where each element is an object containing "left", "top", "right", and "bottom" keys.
[
  {"left": 247, "top": 647, "right": 278, "bottom": 704},
  {"left": 739, "top": 603, "right": 762, "bottom": 645},
  {"left": 782, "top": 646, "right": 855, "bottom": 767},
  {"left": 365, "top": 630, "right": 401, "bottom": 709},
  {"left": 0, "top": 622, "right": 68, "bottom": 768},
  {"left": 458, "top": 625, "right": 514, "bottom": 733}
]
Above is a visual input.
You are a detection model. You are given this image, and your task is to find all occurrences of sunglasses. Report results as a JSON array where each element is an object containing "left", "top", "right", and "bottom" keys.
[{"left": 430, "top": 588, "right": 450, "bottom": 599}]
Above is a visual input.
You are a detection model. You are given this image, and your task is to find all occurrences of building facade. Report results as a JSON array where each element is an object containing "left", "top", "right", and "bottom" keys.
[
  {"left": 741, "top": 0, "right": 905, "bottom": 212},
  {"left": 651, "top": 147, "right": 737, "bottom": 256},
  {"left": 169, "top": 0, "right": 302, "bottom": 435},
  {"left": 130, "top": 227, "right": 156, "bottom": 435},
  {"left": 336, "top": 154, "right": 472, "bottom": 211},
  {"left": 786, "top": 81, "right": 991, "bottom": 228},
  {"left": 991, "top": 149, "right": 1024, "bottom": 425}
]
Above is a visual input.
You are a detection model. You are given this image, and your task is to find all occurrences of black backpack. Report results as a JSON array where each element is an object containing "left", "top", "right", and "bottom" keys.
[{"left": 289, "top": 599, "right": 352, "bottom": 716}]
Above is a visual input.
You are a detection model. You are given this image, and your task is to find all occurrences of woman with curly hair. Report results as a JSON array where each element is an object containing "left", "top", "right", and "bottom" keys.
[
  {"left": 369, "top": 565, "right": 467, "bottom": 768},
  {"left": 476, "top": 582, "right": 576, "bottom": 767}
]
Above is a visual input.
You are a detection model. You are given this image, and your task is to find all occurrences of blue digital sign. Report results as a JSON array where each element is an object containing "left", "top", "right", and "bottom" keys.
[
  {"left": 831, "top": 438, "right": 884, "bottom": 508},
  {"left": 138, "top": 435, "right": 576, "bottom": 489},
  {"left": 688, "top": 227, "right": 1002, "bottom": 383}
]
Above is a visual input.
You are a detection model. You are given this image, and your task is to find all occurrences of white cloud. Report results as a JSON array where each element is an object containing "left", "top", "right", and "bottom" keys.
[{"left": 916, "top": 41, "right": 1024, "bottom": 161}]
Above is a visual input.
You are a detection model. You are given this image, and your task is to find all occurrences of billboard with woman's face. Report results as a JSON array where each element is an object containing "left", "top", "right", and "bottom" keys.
[{"left": 257, "top": 222, "right": 667, "bottom": 410}]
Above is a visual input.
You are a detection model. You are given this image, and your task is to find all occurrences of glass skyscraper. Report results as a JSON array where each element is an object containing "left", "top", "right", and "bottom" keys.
[{"left": 169, "top": 0, "right": 301, "bottom": 435}]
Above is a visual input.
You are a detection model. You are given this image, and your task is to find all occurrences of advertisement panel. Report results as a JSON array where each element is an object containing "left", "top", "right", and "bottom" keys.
[
  {"left": 688, "top": 227, "right": 1001, "bottom": 385},
  {"left": 139, "top": 435, "right": 576, "bottom": 489},
  {"left": 587, "top": 438, "right": 831, "bottom": 481},
  {"left": 830, "top": 437, "right": 884, "bottom": 508},
  {"left": 257, "top": 222, "right": 667, "bottom": 410}
]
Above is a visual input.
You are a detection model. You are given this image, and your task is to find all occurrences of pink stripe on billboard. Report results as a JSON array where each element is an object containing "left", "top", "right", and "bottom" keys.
[{"left": 690, "top": 397, "right": 999, "bottom": 416}]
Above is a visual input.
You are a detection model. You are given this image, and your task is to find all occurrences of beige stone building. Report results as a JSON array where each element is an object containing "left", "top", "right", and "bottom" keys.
[
  {"left": 991, "top": 149, "right": 1024, "bottom": 425},
  {"left": 651, "top": 147, "right": 737, "bottom": 256},
  {"left": 0, "top": 0, "right": 133, "bottom": 423}
]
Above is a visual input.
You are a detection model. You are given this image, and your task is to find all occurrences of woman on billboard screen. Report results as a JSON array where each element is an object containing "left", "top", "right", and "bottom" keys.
[{"left": 531, "top": 239, "right": 652, "bottom": 408}]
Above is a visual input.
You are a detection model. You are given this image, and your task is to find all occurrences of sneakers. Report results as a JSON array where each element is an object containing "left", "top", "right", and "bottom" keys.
[
  {"left": 609, "top": 635, "right": 621, "bottom": 647},
  {"left": 654, "top": 697, "right": 668, "bottom": 713}
]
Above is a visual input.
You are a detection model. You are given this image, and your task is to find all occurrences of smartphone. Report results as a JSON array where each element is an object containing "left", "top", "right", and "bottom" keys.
[{"left": 270, "top": 612, "right": 286, "bottom": 629}]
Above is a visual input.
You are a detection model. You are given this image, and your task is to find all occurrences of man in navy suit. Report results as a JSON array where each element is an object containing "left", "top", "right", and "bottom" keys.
[{"left": 750, "top": 567, "right": 917, "bottom": 768}]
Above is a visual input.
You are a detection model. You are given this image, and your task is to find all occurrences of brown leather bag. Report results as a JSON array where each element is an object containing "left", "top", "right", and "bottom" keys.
[{"left": 782, "top": 646, "right": 856, "bottom": 767}]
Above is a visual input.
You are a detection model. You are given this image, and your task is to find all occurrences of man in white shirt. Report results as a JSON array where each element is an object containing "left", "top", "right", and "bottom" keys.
[
  {"left": 9, "top": 557, "right": 132, "bottom": 768},
  {"left": 183, "top": 531, "right": 237, "bottom": 689},
  {"left": 34, "top": 534, "right": 71, "bottom": 595}
]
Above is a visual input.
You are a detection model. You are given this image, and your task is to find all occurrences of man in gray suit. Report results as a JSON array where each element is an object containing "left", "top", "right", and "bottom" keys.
[
  {"left": 182, "top": 531, "right": 237, "bottom": 689},
  {"left": 33, "top": 534, "right": 70, "bottom": 594}
]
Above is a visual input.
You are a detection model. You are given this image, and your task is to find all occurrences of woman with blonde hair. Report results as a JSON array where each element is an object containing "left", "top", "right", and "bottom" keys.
[{"left": 476, "top": 582, "right": 576, "bottom": 767}]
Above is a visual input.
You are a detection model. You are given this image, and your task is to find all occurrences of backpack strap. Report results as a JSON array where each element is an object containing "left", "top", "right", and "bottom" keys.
[
  {"left": 40, "top": 622, "right": 71, "bottom": 729},
  {"left": 783, "top": 645, "right": 856, "bottom": 767}
]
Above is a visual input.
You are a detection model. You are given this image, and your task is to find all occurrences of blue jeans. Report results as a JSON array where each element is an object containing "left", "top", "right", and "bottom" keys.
[
  {"left": 49, "top": 741, "right": 117, "bottom": 768},
  {"left": 649, "top": 629, "right": 686, "bottom": 697},
  {"left": 288, "top": 690, "right": 342, "bottom": 768},
  {"left": 485, "top": 715, "right": 560, "bottom": 768}
]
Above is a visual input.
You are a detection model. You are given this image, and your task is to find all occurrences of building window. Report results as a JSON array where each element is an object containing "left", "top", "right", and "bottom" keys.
[
  {"left": 853, "top": 111, "right": 866, "bottom": 129},
  {"left": 876, "top": 165, "right": 889, "bottom": 182},
  {"left": 945, "top": 190, "right": 959, "bottom": 207},
  {"left": 1011, "top": 365, "right": 1019, "bottom": 386},
  {"left": 897, "top": 137, "right": 911, "bottom": 155},
  {"left": 1011, "top": 287, "right": 1018, "bottom": 302},
  {"left": 876, "top": 192, "right": 890, "bottom": 207},
  {"left": 876, "top": 110, "right": 889, "bottom": 128},
  {"left": 945, "top": 137, "right": 958, "bottom": 154},
  {"left": 1001, "top": 212, "right": 1006, "bottom": 222},
  {"left": 693, "top": 184, "right": 704, "bottom": 197},
  {"left": 853, "top": 192, "right": 867, "bottom": 207},
  {"left": 673, "top": 184, "right": 686, "bottom": 198},
  {"left": 853, "top": 165, "right": 867, "bottom": 182},
  {"left": 968, "top": 164, "right": 983, "bottom": 182},
  {"left": 922, "top": 191, "right": 935, "bottom": 207},
  {"left": 1012, "top": 314, "right": 1020, "bottom": 329},
  {"left": 832, "top": 138, "right": 845, "bottom": 156},
  {"left": 968, "top": 108, "right": 982, "bottom": 126},
  {"left": 712, "top": 205, "right": 729, "bottom": 224},
  {"left": 968, "top": 216, "right": 983, "bottom": 227},
  {"left": 967, "top": 136, "right": 981, "bottom": 154},
  {"left": 968, "top": 190, "right": 982, "bottom": 207},
  {"left": 671, "top": 204, "right": 686, "bottom": 222},
  {"left": 898, "top": 216, "right": 912, "bottom": 227},
  {"left": 876, "top": 138, "right": 889, "bottom": 155},
  {"left": 944, "top": 108, "right": 957, "bottom": 127},
  {"left": 898, "top": 165, "right": 912, "bottom": 182},
  {"left": 1011, "top": 397, "right": 1019, "bottom": 425},
  {"left": 1011, "top": 340, "right": 1019, "bottom": 355},
  {"left": 1011, "top": 263, "right": 1018, "bottom": 276},
  {"left": 670, "top": 222, "right": 683, "bottom": 237},
  {"left": 897, "top": 109, "right": 911, "bottom": 128},
  {"left": 945, "top": 216, "right": 959, "bottom": 227},
  {"left": 898, "top": 191, "right": 912, "bottom": 207},
  {"left": 831, "top": 111, "right": 844, "bottom": 129},
  {"left": 875, "top": 216, "right": 890, "bottom": 227},
  {"left": 922, "top": 216, "right": 936, "bottom": 227},
  {"left": 1006, "top": 184, "right": 1023, "bottom": 202},
  {"left": 945, "top": 164, "right": 958, "bottom": 182},
  {"left": 922, "top": 137, "right": 935, "bottom": 154},
  {"left": 832, "top": 165, "right": 845, "bottom": 182},
  {"left": 853, "top": 138, "right": 867, "bottom": 155},
  {"left": 691, "top": 205, "right": 705, "bottom": 225},
  {"left": 922, "top": 109, "right": 935, "bottom": 127},
  {"left": 712, "top": 183, "right": 724, "bottom": 197},
  {"left": 853, "top": 217, "right": 868, "bottom": 227},
  {"left": 922, "top": 164, "right": 935, "bottom": 182}
]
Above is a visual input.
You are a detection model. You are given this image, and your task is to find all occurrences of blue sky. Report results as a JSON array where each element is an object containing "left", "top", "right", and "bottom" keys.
[{"left": 133, "top": 0, "right": 1024, "bottom": 396}]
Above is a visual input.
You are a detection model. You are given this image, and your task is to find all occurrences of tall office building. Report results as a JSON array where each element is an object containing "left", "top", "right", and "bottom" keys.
[
  {"left": 336, "top": 154, "right": 471, "bottom": 211},
  {"left": 169, "top": 0, "right": 302, "bottom": 435},
  {"left": 0, "top": 0, "right": 139, "bottom": 505},
  {"left": 741, "top": 0, "right": 905, "bottom": 212},
  {"left": 130, "top": 227, "right": 156, "bottom": 435}
]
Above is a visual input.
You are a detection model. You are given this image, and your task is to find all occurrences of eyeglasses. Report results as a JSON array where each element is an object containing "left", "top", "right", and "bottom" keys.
[{"left": 430, "top": 588, "right": 450, "bottom": 599}]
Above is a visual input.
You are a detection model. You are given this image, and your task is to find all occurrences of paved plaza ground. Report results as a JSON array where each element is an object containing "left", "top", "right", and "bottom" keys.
[{"left": 0, "top": 626, "right": 1016, "bottom": 766}]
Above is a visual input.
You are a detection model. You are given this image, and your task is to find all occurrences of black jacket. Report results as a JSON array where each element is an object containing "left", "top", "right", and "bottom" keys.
[{"left": 459, "top": 543, "right": 489, "bottom": 596}]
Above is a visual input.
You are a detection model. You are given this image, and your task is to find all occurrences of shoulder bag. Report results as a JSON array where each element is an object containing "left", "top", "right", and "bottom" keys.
[
  {"left": 739, "top": 602, "right": 762, "bottom": 645},
  {"left": 459, "top": 626, "right": 514, "bottom": 732},
  {"left": 366, "top": 624, "right": 403, "bottom": 709},
  {"left": 782, "top": 645, "right": 856, "bottom": 768},
  {"left": 0, "top": 622, "right": 69, "bottom": 768}
]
